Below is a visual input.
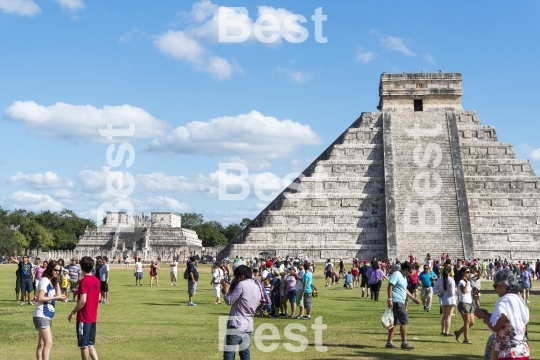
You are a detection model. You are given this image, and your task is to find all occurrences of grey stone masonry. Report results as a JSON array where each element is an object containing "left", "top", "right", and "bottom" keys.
[
  {"left": 383, "top": 111, "right": 470, "bottom": 261},
  {"left": 222, "top": 113, "right": 388, "bottom": 261},
  {"left": 75, "top": 212, "right": 202, "bottom": 261},
  {"left": 456, "top": 111, "right": 540, "bottom": 260},
  {"left": 218, "top": 72, "right": 540, "bottom": 262}
]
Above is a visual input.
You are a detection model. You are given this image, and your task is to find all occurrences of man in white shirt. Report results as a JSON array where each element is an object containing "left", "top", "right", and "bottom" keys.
[
  {"left": 134, "top": 257, "right": 143, "bottom": 286},
  {"left": 170, "top": 258, "right": 178, "bottom": 286},
  {"left": 99, "top": 257, "right": 110, "bottom": 304},
  {"left": 295, "top": 265, "right": 305, "bottom": 318},
  {"left": 210, "top": 263, "right": 224, "bottom": 304}
]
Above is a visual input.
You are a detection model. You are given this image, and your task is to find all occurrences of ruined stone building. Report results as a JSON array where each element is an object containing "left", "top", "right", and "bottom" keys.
[
  {"left": 73, "top": 212, "right": 202, "bottom": 261},
  {"left": 221, "top": 72, "right": 540, "bottom": 262}
]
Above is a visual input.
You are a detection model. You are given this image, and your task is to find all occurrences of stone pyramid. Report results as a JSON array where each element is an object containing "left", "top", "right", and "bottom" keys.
[{"left": 220, "top": 73, "right": 540, "bottom": 262}]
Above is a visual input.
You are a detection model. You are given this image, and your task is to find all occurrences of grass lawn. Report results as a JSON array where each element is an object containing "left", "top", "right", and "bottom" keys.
[{"left": 0, "top": 263, "right": 539, "bottom": 359}]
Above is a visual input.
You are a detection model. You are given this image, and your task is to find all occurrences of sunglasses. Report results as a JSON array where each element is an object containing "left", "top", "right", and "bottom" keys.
[{"left": 53, "top": 268, "right": 61, "bottom": 272}]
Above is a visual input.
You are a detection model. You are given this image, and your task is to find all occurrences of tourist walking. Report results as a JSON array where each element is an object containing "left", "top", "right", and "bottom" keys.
[
  {"left": 170, "top": 257, "right": 178, "bottom": 286},
  {"left": 134, "top": 257, "right": 143, "bottom": 286},
  {"left": 454, "top": 267, "right": 475, "bottom": 344},
  {"left": 221, "top": 264, "right": 261, "bottom": 360},
  {"left": 367, "top": 261, "right": 387, "bottom": 301},
  {"left": 67, "top": 258, "right": 82, "bottom": 302},
  {"left": 385, "top": 262, "right": 420, "bottom": 350},
  {"left": 433, "top": 266, "right": 456, "bottom": 336},
  {"left": 99, "top": 257, "right": 110, "bottom": 303},
  {"left": 521, "top": 264, "right": 532, "bottom": 304},
  {"left": 68, "top": 256, "right": 101, "bottom": 360},
  {"left": 10, "top": 252, "right": 34, "bottom": 305},
  {"left": 285, "top": 267, "right": 297, "bottom": 318},
  {"left": 324, "top": 259, "right": 333, "bottom": 287},
  {"left": 149, "top": 260, "right": 159, "bottom": 287},
  {"left": 186, "top": 256, "right": 199, "bottom": 306},
  {"left": 359, "top": 260, "right": 370, "bottom": 298},
  {"left": 33, "top": 260, "right": 67, "bottom": 360},
  {"left": 33, "top": 258, "right": 46, "bottom": 302},
  {"left": 211, "top": 262, "right": 224, "bottom": 304},
  {"left": 301, "top": 266, "right": 313, "bottom": 320},
  {"left": 475, "top": 269, "right": 529, "bottom": 359},
  {"left": 295, "top": 265, "right": 305, "bottom": 318},
  {"left": 418, "top": 264, "right": 438, "bottom": 312}
]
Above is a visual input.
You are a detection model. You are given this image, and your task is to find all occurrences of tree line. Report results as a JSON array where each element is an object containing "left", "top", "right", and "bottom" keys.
[
  {"left": 179, "top": 212, "right": 251, "bottom": 247},
  {"left": 0, "top": 207, "right": 96, "bottom": 255},
  {"left": 0, "top": 208, "right": 250, "bottom": 254}
]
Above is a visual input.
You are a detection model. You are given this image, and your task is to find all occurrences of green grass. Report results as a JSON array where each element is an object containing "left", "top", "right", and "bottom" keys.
[{"left": 0, "top": 264, "right": 539, "bottom": 359}]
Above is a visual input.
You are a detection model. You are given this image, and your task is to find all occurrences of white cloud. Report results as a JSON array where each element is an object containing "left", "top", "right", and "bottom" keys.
[
  {"left": 275, "top": 67, "right": 313, "bottom": 84},
  {"left": 135, "top": 172, "right": 216, "bottom": 195},
  {"left": 54, "top": 0, "right": 84, "bottom": 11},
  {"left": 227, "top": 156, "right": 271, "bottom": 171},
  {"left": 5, "top": 101, "right": 169, "bottom": 142},
  {"left": 143, "top": 196, "right": 191, "bottom": 213},
  {"left": 424, "top": 53, "right": 436, "bottom": 64},
  {"left": 7, "top": 171, "right": 74, "bottom": 189},
  {"left": 0, "top": 0, "right": 40, "bottom": 16},
  {"left": 529, "top": 149, "right": 540, "bottom": 162},
  {"left": 154, "top": 30, "right": 235, "bottom": 80},
  {"left": 153, "top": 1, "right": 307, "bottom": 79},
  {"left": 7, "top": 191, "right": 63, "bottom": 212},
  {"left": 356, "top": 47, "right": 376, "bottom": 64},
  {"left": 147, "top": 110, "right": 322, "bottom": 158},
  {"left": 380, "top": 35, "right": 415, "bottom": 56},
  {"left": 119, "top": 28, "right": 148, "bottom": 43}
]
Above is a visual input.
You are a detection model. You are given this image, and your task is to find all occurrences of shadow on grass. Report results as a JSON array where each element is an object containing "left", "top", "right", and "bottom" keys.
[
  {"left": 142, "top": 302, "right": 182, "bottom": 306},
  {"left": 317, "top": 350, "right": 483, "bottom": 360}
]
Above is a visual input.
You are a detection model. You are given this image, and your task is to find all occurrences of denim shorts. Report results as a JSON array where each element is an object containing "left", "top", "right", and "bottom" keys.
[{"left": 287, "top": 290, "right": 296, "bottom": 302}]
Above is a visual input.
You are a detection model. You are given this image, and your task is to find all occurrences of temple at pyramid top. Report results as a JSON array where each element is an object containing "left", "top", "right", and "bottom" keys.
[{"left": 378, "top": 72, "right": 462, "bottom": 112}]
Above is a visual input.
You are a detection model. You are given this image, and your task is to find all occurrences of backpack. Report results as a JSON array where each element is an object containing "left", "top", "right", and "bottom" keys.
[
  {"left": 183, "top": 263, "right": 191, "bottom": 280},
  {"left": 311, "top": 284, "right": 318, "bottom": 298},
  {"left": 213, "top": 268, "right": 223, "bottom": 284}
]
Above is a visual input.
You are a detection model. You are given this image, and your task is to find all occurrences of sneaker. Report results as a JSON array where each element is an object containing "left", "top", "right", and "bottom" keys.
[
  {"left": 527, "top": 300, "right": 530, "bottom": 304},
  {"left": 401, "top": 342, "right": 414, "bottom": 350},
  {"left": 20, "top": 302, "right": 26, "bottom": 306},
  {"left": 463, "top": 339, "right": 473, "bottom": 345},
  {"left": 28, "top": 301, "right": 34, "bottom": 306},
  {"left": 174, "top": 283, "right": 177, "bottom": 286},
  {"left": 188, "top": 302, "right": 197, "bottom": 306},
  {"left": 454, "top": 330, "right": 460, "bottom": 342},
  {"left": 385, "top": 342, "right": 398, "bottom": 349},
  {"left": 171, "top": 283, "right": 174, "bottom": 286},
  {"left": 300, "top": 315, "right": 311, "bottom": 320}
]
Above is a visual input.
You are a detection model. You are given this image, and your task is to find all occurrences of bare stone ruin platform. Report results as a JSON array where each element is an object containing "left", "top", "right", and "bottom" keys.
[
  {"left": 74, "top": 212, "right": 202, "bottom": 261},
  {"left": 220, "top": 72, "right": 540, "bottom": 262}
]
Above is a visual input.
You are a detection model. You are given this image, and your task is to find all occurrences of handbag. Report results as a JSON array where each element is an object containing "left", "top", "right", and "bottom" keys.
[{"left": 381, "top": 308, "right": 394, "bottom": 329}]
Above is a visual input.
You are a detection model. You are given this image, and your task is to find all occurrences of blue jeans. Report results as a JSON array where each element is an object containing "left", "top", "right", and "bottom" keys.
[{"left": 223, "top": 327, "right": 252, "bottom": 360}]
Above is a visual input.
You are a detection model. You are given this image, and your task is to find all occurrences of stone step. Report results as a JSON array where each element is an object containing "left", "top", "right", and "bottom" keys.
[{"left": 268, "top": 209, "right": 385, "bottom": 216}]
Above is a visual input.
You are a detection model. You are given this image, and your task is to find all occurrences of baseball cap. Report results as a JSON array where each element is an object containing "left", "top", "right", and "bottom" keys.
[{"left": 232, "top": 260, "right": 246, "bottom": 271}]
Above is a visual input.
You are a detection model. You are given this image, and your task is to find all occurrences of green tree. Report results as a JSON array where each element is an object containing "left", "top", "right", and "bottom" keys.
[
  {"left": 224, "top": 223, "right": 242, "bottom": 241},
  {"left": 180, "top": 213, "right": 204, "bottom": 230},
  {"left": 194, "top": 223, "right": 228, "bottom": 247},
  {"left": 0, "top": 227, "right": 28, "bottom": 255},
  {"left": 19, "top": 219, "right": 53, "bottom": 251},
  {"left": 240, "top": 218, "right": 251, "bottom": 229}
]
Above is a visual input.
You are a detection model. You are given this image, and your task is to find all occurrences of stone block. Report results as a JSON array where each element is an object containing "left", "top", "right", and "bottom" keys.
[
  {"left": 484, "top": 182, "right": 500, "bottom": 189},
  {"left": 492, "top": 198, "right": 508, "bottom": 207},
  {"left": 312, "top": 199, "right": 329, "bottom": 207},
  {"left": 342, "top": 198, "right": 358, "bottom": 207}
]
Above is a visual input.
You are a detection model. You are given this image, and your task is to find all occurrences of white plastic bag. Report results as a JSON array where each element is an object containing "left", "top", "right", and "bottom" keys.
[{"left": 381, "top": 308, "right": 394, "bottom": 329}]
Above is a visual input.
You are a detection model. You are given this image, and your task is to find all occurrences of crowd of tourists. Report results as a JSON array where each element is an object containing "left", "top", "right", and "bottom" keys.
[
  {"left": 9, "top": 251, "right": 102, "bottom": 360},
  {"left": 8, "top": 250, "right": 535, "bottom": 359}
]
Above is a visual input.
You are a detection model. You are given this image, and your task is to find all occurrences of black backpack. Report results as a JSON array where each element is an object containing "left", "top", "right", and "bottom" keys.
[{"left": 183, "top": 262, "right": 191, "bottom": 280}]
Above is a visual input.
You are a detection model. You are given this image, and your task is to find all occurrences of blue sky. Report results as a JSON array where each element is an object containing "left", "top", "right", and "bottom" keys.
[{"left": 1, "top": 0, "right": 539, "bottom": 225}]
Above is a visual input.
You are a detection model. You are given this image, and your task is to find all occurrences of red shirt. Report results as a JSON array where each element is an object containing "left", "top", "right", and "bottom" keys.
[
  {"left": 408, "top": 271, "right": 419, "bottom": 285},
  {"left": 351, "top": 268, "right": 359, "bottom": 277},
  {"left": 77, "top": 274, "right": 101, "bottom": 323}
]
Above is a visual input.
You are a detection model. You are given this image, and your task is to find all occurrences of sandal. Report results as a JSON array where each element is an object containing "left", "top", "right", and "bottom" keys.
[{"left": 290, "top": 314, "right": 296, "bottom": 319}]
